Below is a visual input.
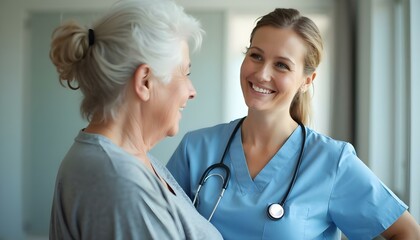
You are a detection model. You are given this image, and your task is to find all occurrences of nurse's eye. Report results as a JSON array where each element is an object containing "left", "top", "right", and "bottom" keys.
[
  {"left": 275, "top": 62, "right": 290, "bottom": 71},
  {"left": 249, "top": 53, "right": 263, "bottom": 61}
]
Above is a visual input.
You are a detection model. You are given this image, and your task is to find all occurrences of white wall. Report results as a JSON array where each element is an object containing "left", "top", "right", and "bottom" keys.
[
  {"left": 408, "top": 0, "right": 420, "bottom": 222},
  {"left": 14, "top": 0, "right": 420, "bottom": 239},
  {"left": 0, "top": 1, "right": 25, "bottom": 239}
]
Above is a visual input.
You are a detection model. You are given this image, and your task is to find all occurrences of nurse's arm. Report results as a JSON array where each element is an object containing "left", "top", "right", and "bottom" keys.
[{"left": 381, "top": 210, "right": 420, "bottom": 239}]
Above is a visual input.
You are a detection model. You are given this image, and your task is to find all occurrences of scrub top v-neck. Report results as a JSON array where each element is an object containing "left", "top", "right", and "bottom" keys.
[
  {"left": 167, "top": 118, "right": 407, "bottom": 240},
  {"left": 228, "top": 123, "right": 302, "bottom": 196}
]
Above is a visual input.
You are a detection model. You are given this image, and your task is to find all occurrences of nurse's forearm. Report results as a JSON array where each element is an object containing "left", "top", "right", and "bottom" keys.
[{"left": 380, "top": 211, "right": 420, "bottom": 240}]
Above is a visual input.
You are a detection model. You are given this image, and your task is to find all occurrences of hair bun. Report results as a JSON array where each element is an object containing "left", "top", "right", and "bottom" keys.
[{"left": 49, "top": 21, "right": 90, "bottom": 86}]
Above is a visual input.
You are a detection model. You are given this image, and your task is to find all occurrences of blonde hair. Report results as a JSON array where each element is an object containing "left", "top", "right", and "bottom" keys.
[
  {"left": 50, "top": 0, "right": 203, "bottom": 122},
  {"left": 250, "top": 8, "right": 323, "bottom": 125}
]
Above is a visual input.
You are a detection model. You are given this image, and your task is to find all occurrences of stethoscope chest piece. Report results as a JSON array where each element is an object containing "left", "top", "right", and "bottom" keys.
[
  {"left": 267, "top": 203, "right": 284, "bottom": 220},
  {"left": 194, "top": 118, "right": 306, "bottom": 221}
]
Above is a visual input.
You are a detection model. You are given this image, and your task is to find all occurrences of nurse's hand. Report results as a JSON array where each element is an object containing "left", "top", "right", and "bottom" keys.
[{"left": 381, "top": 210, "right": 420, "bottom": 239}]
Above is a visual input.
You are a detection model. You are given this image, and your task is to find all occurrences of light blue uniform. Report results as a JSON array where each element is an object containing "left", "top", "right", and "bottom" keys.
[{"left": 167, "top": 118, "right": 407, "bottom": 240}]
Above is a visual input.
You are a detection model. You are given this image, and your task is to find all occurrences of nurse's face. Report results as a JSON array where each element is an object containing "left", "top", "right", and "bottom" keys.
[
  {"left": 152, "top": 41, "right": 196, "bottom": 137},
  {"left": 240, "top": 26, "right": 309, "bottom": 114}
]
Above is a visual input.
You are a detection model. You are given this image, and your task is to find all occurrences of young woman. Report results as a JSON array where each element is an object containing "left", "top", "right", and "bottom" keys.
[{"left": 167, "top": 8, "right": 420, "bottom": 240}]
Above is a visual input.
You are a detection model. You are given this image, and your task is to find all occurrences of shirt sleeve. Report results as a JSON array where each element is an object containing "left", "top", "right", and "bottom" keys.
[
  {"left": 52, "top": 173, "right": 186, "bottom": 240},
  {"left": 328, "top": 143, "right": 407, "bottom": 240},
  {"left": 167, "top": 133, "right": 192, "bottom": 198},
  {"left": 100, "top": 178, "right": 185, "bottom": 240}
]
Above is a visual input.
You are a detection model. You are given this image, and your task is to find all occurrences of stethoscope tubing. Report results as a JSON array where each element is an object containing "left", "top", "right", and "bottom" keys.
[
  {"left": 279, "top": 123, "right": 306, "bottom": 206},
  {"left": 194, "top": 117, "right": 306, "bottom": 221},
  {"left": 268, "top": 122, "right": 306, "bottom": 220}
]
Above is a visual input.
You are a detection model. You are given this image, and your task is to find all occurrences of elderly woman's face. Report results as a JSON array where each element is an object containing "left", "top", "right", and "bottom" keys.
[{"left": 152, "top": 41, "right": 196, "bottom": 137}]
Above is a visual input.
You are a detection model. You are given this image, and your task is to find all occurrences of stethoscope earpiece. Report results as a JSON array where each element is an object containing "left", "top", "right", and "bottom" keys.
[{"left": 267, "top": 203, "right": 284, "bottom": 220}]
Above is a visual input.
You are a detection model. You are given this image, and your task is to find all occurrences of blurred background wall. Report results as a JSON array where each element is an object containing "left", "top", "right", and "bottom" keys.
[{"left": 0, "top": 0, "right": 419, "bottom": 239}]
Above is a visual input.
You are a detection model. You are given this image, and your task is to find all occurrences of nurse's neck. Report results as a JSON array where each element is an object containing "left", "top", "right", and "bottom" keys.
[{"left": 241, "top": 115, "right": 298, "bottom": 147}]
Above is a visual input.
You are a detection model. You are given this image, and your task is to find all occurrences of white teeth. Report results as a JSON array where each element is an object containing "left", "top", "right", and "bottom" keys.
[
  {"left": 179, "top": 107, "right": 184, "bottom": 112},
  {"left": 252, "top": 84, "right": 273, "bottom": 94}
]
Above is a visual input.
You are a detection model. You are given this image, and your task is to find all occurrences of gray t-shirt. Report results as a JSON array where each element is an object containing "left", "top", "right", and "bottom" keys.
[{"left": 50, "top": 131, "right": 222, "bottom": 240}]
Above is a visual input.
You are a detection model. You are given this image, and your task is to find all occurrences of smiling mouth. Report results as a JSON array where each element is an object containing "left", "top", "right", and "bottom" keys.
[{"left": 251, "top": 83, "right": 274, "bottom": 94}]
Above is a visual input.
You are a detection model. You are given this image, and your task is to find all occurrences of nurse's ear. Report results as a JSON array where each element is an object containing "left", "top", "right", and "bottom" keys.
[
  {"left": 300, "top": 71, "right": 316, "bottom": 93},
  {"left": 133, "top": 64, "right": 152, "bottom": 101}
]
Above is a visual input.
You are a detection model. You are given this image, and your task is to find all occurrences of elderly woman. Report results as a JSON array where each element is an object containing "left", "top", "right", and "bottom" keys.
[{"left": 48, "top": 0, "right": 222, "bottom": 239}]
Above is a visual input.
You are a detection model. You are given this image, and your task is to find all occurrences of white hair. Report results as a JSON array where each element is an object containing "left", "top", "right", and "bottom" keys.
[{"left": 49, "top": 0, "right": 203, "bottom": 122}]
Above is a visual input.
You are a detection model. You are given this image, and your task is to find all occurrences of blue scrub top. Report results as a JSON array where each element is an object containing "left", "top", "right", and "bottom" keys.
[{"left": 167, "top": 119, "right": 407, "bottom": 240}]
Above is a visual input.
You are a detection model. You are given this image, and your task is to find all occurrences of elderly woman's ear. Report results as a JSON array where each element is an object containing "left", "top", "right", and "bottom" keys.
[{"left": 133, "top": 64, "right": 152, "bottom": 101}]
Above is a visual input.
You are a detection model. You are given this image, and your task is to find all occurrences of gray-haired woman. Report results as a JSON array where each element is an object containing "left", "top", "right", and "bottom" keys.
[{"left": 49, "top": 0, "right": 222, "bottom": 239}]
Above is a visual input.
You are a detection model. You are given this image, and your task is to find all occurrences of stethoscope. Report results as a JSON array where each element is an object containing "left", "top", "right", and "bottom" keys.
[{"left": 192, "top": 117, "right": 306, "bottom": 221}]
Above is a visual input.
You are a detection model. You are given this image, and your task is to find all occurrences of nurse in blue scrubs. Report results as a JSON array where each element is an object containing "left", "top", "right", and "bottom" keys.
[{"left": 167, "top": 8, "right": 420, "bottom": 240}]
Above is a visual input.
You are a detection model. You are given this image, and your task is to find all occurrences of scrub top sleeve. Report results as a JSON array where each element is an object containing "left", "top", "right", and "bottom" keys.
[
  {"left": 167, "top": 133, "right": 192, "bottom": 197},
  {"left": 328, "top": 143, "right": 407, "bottom": 240}
]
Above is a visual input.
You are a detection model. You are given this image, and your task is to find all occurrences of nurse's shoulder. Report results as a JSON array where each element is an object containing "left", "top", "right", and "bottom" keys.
[{"left": 304, "top": 127, "right": 358, "bottom": 163}]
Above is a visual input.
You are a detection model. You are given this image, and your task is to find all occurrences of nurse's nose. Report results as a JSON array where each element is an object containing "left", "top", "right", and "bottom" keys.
[{"left": 255, "top": 64, "right": 272, "bottom": 82}]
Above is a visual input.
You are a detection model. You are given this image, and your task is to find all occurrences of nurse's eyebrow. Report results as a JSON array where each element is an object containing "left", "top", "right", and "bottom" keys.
[{"left": 249, "top": 46, "right": 296, "bottom": 66}]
